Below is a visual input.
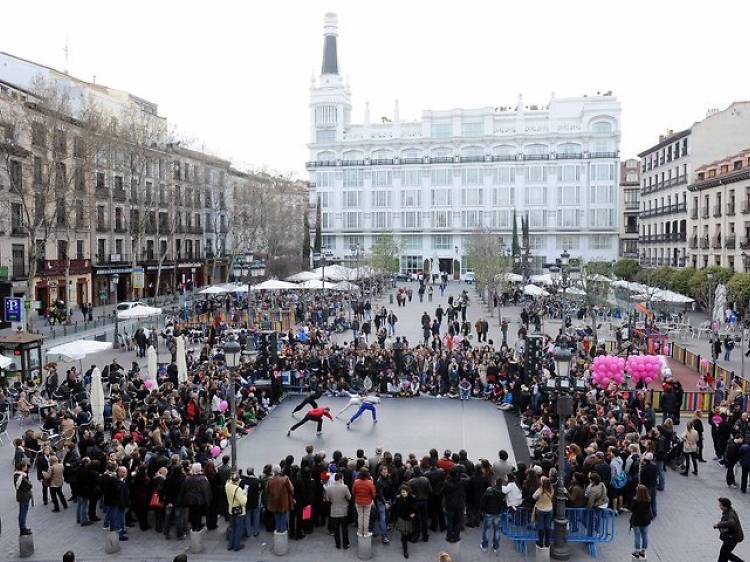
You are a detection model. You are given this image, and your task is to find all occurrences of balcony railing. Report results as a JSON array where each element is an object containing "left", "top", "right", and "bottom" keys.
[
  {"left": 114, "top": 223, "right": 127, "bottom": 233},
  {"left": 459, "top": 155, "right": 486, "bottom": 163},
  {"left": 701, "top": 208, "right": 710, "bottom": 219},
  {"left": 96, "top": 222, "right": 109, "bottom": 233},
  {"left": 741, "top": 238, "right": 750, "bottom": 249},
  {"left": 556, "top": 152, "right": 582, "bottom": 160},
  {"left": 624, "top": 226, "right": 638, "bottom": 234},
  {"left": 712, "top": 237, "right": 722, "bottom": 249},
  {"left": 700, "top": 236, "right": 709, "bottom": 249},
  {"left": 726, "top": 236, "right": 737, "bottom": 249},
  {"left": 690, "top": 208, "right": 699, "bottom": 220},
  {"left": 523, "top": 154, "right": 550, "bottom": 161},
  {"left": 431, "top": 156, "right": 453, "bottom": 164},
  {"left": 639, "top": 232, "right": 686, "bottom": 244},
  {"left": 95, "top": 187, "right": 109, "bottom": 199},
  {"left": 638, "top": 202, "right": 687, "bottom": 218},
  {"left": 11, "top": 225, "right": 27, "bottom": 237},
  {"left": 689, "top": 236, "right": 698, "bottom": 249},
  {"left": 590, "top": 151, "right": 618, "bottom": 159},
  {"left": 39, "top": 259, "right": 91, "bottom": 276},
  {"left": 94, "top": 253, "right": 132, "bottom": 265},
  {"left": 624, "top": 201, "right": 639, "bottom": 211},
  {"left": 112, "top": 189, "right": 127, "bottom": 202},
  {"left": 640, "top": 175, "right": 688, "bottom": 195}
]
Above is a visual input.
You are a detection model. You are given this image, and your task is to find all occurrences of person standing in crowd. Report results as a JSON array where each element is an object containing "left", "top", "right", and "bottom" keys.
[
  {"left": 266, "top": 465, "right": 294, "bottom": 534},
  {"left": 353, "top": 467, "right": 376, "bottom": 537},
  {"left": 533, "top": 476, "right": 554, "bottom": 549},
  {"left": 629, "top": 484, "right": 652, "bottom": 560},
  {"left": 240, "top": 467, "right": 262, "bottom": 538},
  {"left": 713, "top": 497, "right": 745, "bottom": 562},
  {"left": 393, "top": 484, "right": 417, "bottom": 559},
  {"left": 479, "top": 475, "right": 505, "bottom": 553},
  {"left": 180, "top": 463, "right": 211, "bottom": 533},
  {"left": 681, "top": 421, "right": 700, "bottom": 476},
  {"left": 225, "top": 472, "right": 246, "bottom": 552},
  {"left": 325, "top": 472, "right": 351, "bottom": 549},
  {"left": 14, "top": 461, "right": 33, "bottom": 535},
  {"left": 443, "top": 467, "right": 467, "bottom": 544},
  {"left": 376, "top": 464, "right": 395, "bottom": 544},
  {"left": 407, "top": 466, "right": 432, "bottom": 542}
]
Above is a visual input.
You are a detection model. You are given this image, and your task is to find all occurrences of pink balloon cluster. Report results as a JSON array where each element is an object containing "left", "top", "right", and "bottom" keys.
[
  {"left": 144, "top": 379, "right": 154, "bottom": 390},
  {"left": 626, "top": 354, "right": 661, "bottom": 385},
  {"left": 591, "top": 355, "right": 625, "bottom": 388},
  {"left": 210, "top": 445, "right": 221, "bottom": 458},
  {"left": 219, "top": 400, "right": 229, "bottom": 413}
]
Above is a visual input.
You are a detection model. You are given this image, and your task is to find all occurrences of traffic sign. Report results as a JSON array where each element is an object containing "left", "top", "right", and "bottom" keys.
[{"left": 4, "top": 297, "right": 22, "bottom": 323}]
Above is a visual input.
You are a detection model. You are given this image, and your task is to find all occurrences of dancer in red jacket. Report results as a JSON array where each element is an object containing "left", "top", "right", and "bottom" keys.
[{"left": 287, "top": 406, "right": 333, "bottom": 436}]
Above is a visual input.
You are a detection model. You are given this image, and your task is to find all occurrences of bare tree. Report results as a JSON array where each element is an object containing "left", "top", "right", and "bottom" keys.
[{"left": 465, "top": 228, "right": 511, "bottom": 304}]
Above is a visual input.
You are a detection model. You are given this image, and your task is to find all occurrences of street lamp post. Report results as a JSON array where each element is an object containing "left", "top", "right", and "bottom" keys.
[
  {"left": 560, "top": 250, "right": 570, "bottom": 298},
  {"left": 112, "top": 274, "right": 120, "bottom": 349},
  {"left": 547, "top": 347, "right": 582, "bottom": 561},
  {"left": 223, "top": 339, "right": 241, "bottom": 471},
  {"left": 707, "top": 272, "right": 718, "bottom": 381}
]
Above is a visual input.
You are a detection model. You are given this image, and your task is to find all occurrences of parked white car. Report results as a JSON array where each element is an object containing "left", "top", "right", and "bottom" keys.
[
  {"left": 115, "top": 301, "right": 145, "bottom": 312},
  {"left": 462, "top": 271, "right": 476, "bottom": 284}
]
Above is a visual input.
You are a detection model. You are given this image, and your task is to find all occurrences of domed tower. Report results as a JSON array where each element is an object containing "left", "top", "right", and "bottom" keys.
[{"left": 309, "top": 13, "right": 351, "bottom": 145}]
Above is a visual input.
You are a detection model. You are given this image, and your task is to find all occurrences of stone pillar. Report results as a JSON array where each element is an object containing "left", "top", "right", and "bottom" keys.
[
  {"left": 445, "top": 539, "right": 461, "bottom": 562},
  {"left": 273, "top": 530, "right": 289, "bottom": 556},
  {"left": 535, "top": 545, "right": 551, "bottom": 562},
  {"left": 19, "top": 533, "right": 35, "bottom": 558},
  {"left": 189, "top": 527, "right": 206, "bottom": 553},
  {"left": 357, "top": 532, "right": 373, "bottom": 560}
]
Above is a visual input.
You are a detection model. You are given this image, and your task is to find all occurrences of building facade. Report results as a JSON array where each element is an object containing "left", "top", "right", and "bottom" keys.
[
  {"left": 619, "top": 158, "right": 639, "bottom": 259},
  {"left": 687, "top": 150, "right": 750, "bottom": 271},
  {"left": 307, "top": 14, "right": 622, "bottom": 276}
]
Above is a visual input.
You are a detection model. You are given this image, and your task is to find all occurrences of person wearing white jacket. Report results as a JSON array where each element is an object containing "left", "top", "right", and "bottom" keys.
[{"left": 681, "top": 421, "right": 700, "bottom": 476}]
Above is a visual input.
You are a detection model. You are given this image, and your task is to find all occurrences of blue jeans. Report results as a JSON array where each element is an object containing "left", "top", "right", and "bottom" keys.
[
  {"left": 274, "top": 511, "right": 289, "bottom": 533},
  {"left": 350, "top": 403, "right": 377, "bottom": 423},
  {"left": 164, "top": 505, "right": 184, "bottom": 538},
  {"left": 481, "top": 513, "right": 502, "bottom": 550},
  {"left": 77, "top": 496, "right": 90, "bottom": 524},
  {"left": 655, "top": 461, "right": 665, "bottom": 491},
  {"left": 377, "top": 502, "right": 389, "bottom": 539},
  {"left": 18, "top": 500, "right": 29, "bottom": 530},
  {"left": 110, "top": 507, "right": 126, "bottom": 537},
  {"left": 245, "top": 506, "right": 261, "bottom": 536},
  {"left": 535, "top": 510, "right": 553, "bottom": 547},
  {"left": 228, "top": 514, "right": 244, "bottom": 550},
  {"left": 633, "top": 525, "right": 648, "bottom": 550},
  {"left": 459, "top": 387, "right": 470, "bottom": 400},
  {"left": 648, "top": 486, "right": 658, "bottom": 518}
]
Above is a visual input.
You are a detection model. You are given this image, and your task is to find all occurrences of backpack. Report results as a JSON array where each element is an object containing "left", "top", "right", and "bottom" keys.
[{"left": 611, "top": 470, "right": 629, "bottom": 490}]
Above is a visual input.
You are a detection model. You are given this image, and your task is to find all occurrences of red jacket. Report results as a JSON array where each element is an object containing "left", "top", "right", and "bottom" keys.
[
  {"left": 307, "top": 407, "right": 332, "bottom": 420},
  {"left": 352, "top": 478, "right": 376, "bottom": 506}
]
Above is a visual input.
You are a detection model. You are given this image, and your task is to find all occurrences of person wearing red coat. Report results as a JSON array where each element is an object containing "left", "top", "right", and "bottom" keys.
[{"left": 287, "top": 406, "right": 332, "bottom": 436}]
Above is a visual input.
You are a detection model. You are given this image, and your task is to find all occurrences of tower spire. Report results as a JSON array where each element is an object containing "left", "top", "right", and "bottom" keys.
[{"left": 321, "top": 13, "right": 339, "bottom": 75}]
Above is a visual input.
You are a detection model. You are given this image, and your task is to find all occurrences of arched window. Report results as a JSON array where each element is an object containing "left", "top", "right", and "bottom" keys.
[
  {"left": 401, "top": 148, "right": 423, "bottom": 159},
  {"left": 557, "top": 143, "right": 582, "bottom": 156},
  {"left": 525, "top": 144, "right": 548, "bottom": 155},
  {"left": 342, "top": 149, "right": 364, "bottom": 162},
  {"left": 317, "top": 150, "right": 336, "bottom": 162},
  {"left": 591, "top": 121, "right": 612, "bottom": 133},
  {"left": 493, "top": 145, "right": 515, "bottom": 156},
  {"left": 461, "top": 146, "right": 484, "bottom": 157},
  {"left": 431, "top": 147, "right": 454, "bottom": 158},
  {"left": 371, "top": 149, "right": 394, "bottom": 160}
]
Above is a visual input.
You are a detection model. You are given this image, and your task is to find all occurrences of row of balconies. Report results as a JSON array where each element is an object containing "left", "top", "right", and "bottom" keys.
[
  {"left": 640, "top": 175, "right": 688, "bottom": 195},
  {"left": 638, "top": 201, "right": 687, "bottom": 218},
  {"left": 689, "top": 200, "right": 749, "bottom": 220},
  {"left": 689, "top": 234, "right": 749, "bottom": 250},
  {"left": 95, "top": 186, "right": 220, "bottom": 209},
  {"left": 306, "top": 151, "right": 620, "bottom": 168},
  {"left": 638, "top": 232, "right": 687, "bottom": 244},
  {"left": 639, "top": 256, "right": 687, "bottom": 267},
  {"left": 93, "top": 251, "right": 209, "bottom": 266}
]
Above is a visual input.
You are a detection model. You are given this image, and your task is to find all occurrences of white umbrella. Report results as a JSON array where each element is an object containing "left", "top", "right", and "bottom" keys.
[
  {"left": 286, "top": 271, "right": 322, "bottom": 282},
  {"left": 117, "top": 305, "right": 162, "bottom": 320},
  {"left": 530, "top": 273, "right": 554, "bottom": 286},
  {"left": 562, "top": 286, "right": 586, "bottom": 296},
  {"left": 90, "top": 367, "right": 105, "bottom": 426},
  {"left": 146, "top": 345, "right": 159, "bottom": 390},
  {"left": 48, "top": 340, "right": 113, "bottom": 361},
  {"left": 198, "top": 286, "right": 227, "bottom": 295},
  {"left": 334, "top": 280, "right": 360, "bottom": 291},
  {"left": 0, "top": 355, "right": 12, "bottom": 369},
  {"left": 312, "top": 264, "right": 355, "bottom": 281},
  {"left": 176, "top": 335, "right": 188, "bottom": 384},
  {"left": 523, "top": 284, "right": 550, "bottom": 297},
  {"left": 231, "top": 284, "right": 249, "bottom": 293},
  {"left": 497, "top": 272, "right": 523, "bottom": 283},
  {"left": 298, "top": 279, "right": 337, "bottom": 290},
  {"left": 251, "top": 279, "right": 298, "bottom": 291},
  {"left": 588, "top": 273, "right": 612, "bottom": 283}
]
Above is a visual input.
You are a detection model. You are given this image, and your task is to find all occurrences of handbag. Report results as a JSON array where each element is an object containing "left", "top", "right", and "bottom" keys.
[
  {"left": 231, "top": 487, "right": 243, "bottom": 516},
  {"left": 611, "top": 470, "right": 629, "bottom": 490},
  {"left": 149, "top": 490, "right": 164, "bottom": 509},
  {"left": 302, "top": 504, "right": 312, "bottom": 521}
]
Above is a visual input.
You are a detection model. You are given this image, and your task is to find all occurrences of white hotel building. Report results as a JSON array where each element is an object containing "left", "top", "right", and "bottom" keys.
[{"left": 307, "top": 14, "right": 621, "bottom": 277}]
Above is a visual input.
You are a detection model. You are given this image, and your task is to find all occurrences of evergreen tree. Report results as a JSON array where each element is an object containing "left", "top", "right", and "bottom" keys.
[
  {"left": 313, "top": 196, "right": 322, "bottom": 253},
  {"left": 302, "top": 211, "right": 311, "bottom": 262},
  {"left": 511, "top": 209, "right": 520, "bottom": 273},
  {"left": 521, "top": 212, "right": 531, "bottom": 280}
]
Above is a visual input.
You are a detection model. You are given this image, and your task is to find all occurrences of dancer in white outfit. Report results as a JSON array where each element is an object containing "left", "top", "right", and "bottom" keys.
[{"left": 335, "top": 391, "right": 362, "bottom": 419}]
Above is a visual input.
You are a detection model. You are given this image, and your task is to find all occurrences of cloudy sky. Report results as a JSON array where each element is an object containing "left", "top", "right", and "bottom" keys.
[{"left": 1, "top": 1, "right": 747, "bottom": 177}]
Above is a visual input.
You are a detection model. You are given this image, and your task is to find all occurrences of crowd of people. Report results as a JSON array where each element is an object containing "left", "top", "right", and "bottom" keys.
[{"left": 4, "top": 277, "right": 749, "bottom": 562}]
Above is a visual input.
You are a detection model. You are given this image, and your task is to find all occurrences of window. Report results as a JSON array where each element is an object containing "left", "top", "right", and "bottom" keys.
[
  {"left": 528, "top": 210, "right": 546, "bottom": 228},
  {"left": 401, "top": 211, "right": 421, "bottom": 229},
  {"left": 343, "top": 212, "right": 361, "bottom": 229},
  {"left": 432, "top": 234, "right": 451, "bottom": 250},
  {"left": 11, "top": 202, "right": 22, "bottom": 229},
  {"left": 321, "top": 235, "right": 336, "bottom": 249},
  {"left": 401, "top": 169, "right": 421, "bottom": 186},
  {"left": 493, "top": 167, "right": 515, "bottom": 185},
  {"left": 462, "top": 167, "right": 482, "bottom": 186},
  {"left": 558, "top": 209, "right": 581, "bottom": 227},
  {"left": 557, "top": 235, "right": 579, "bottom": 250},
  {"left": 591, "top": 163, "right": 615, "bottom": 181},
  {"left": 525, "top": 186, "right": 547, "bottom": 206},
  {"left": 372, "top": 171, "right": 392, "bottom": 187},
  {"left": 316, "top": 129, "right": 336, "bottom": 143},
  {"left": 431, "top": 189, "right": 452, "bottom": 207},
  {"left": 589, "top": 185, "right": 614, "bottom": 204},
  {"left": 342, "top": 190, "right": 361, "bottom": 208},
  {"left": 401, "top": 189, "right": 421, "bottom": 207},
  {"left": 558, "top": 185, "right": 580, "bottom": 205},
  {"left": 33, "top": 157, "right": 42, "bottom": 186},
  {"left": 491, "top": 209, "right": 511, "bottom": 229},
  {"left": 461, "top": 187, "right": 483, "bottom": 206},
  {"left": 316, "top": 171, "right": 334, "bottom": 187},
  {"left": 371, "top": 190, "right": 391, "bottom": 208},
  {"left": 558, "top": 143, "right": 581, "bottom": 156},
  {"left": 31, "top": 122, "right": 45, "bottom": 146},
  {"left": 431, "top": 121, "right": 452, "bottom": 138},
  {"left": 591, "top": 121, "right": 613, "bottom": 133},
  {"left": 401, "top": 236, "right": 422, "bottom": 250},
  {"left": 524, "top": 166, "right": 546, "bottom": 184},
  {"left": 626, "top": 172, "right": 638, "bottom": 182},
  {"left": 431, "top": 168, "right": 452, "bottom": 186},
  {"left": 372, "top": 211, "right": 391, "bottom": 229},
  {"left": 433, "top": 210, "right": 451, "bottom": 229},
  {"left": 559, "top": 165, "right": 580, "bottom": 182},
  {"left": 343, "top": 169, "right": 363, "bottom": 187},
  {"left": 492, "top": 187, "right": 514, "bottom": 206},
  {"left": 402, "top": 255, "right": 424, "bottom": 274},
  {"left": 320, "top": 212, "right": 333, "bottom": 229},
  {"left": 462, "top": 120, "right": 484, "bottom": 137},
  {"left": 528, "top": 235, "right": 545, "bottom": 250},
  {"left": 590, "top": 235, "right": 612, "bottom": 249},
  {"left": 590, "top": 209, "right": 615, "bottom": 227},
  {"left": 461, "top": 210, "right": 483, "bottom": 228}
]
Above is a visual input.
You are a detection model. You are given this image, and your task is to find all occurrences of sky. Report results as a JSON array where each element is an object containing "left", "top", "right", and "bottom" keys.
[{"left": 1, "top": 1, "right": 748, "bottom": 178}]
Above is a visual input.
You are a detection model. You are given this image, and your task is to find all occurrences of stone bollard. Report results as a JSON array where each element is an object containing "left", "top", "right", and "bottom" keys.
[
  {"left": 104, "top": 530, "right": 121, "bottom": 554},
  {"left": 189, "top": 527, "right": 206, "bottom": 553},
  {"left": 445, "top": 539, "right": 461, "bottom": 562},
  {"left": 19, "top": 533, "right": 35, "bottom": 558},
  {"left": 357, "top": 532, "right": 373, "bottom": 560},
  {"left": 273, "top": 530, "right": 289, "bottom": 555},
  {"left": 535, "top": 545, "right": 551, "bottom": 562}
]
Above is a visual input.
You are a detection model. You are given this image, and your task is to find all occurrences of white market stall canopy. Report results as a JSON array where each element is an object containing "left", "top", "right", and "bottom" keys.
[
  {"left": 298, "top": 279, "right": 338, "bottom": 290},
  {"left": 0, "top": 355, "right": 12, "bottom": 369},
  {"left": 497, "top": 272, "right": 523, "bottom": 283},
  {"left": 334, "top": 280, "right": 360, "bottom": 291},
  {"left": 286, "top": 271, "right": 323, "bottom": 282},
  {"left": 312, "top": 264, "right": 355, "bottom": 281},
  {"left": 48, "top": 340, "right": 113, "bottom": 361},
  {"left": 117, "top": 305, "right": 163, "bottom": 320},
  {"left": 198, "top": 286, "right": 228, "bottom": 295},
  {"left": 529, "top": 273, "right": 554, "bottom": 286},
  {"left": 563, "top": 286, "right": 586, "bottom": 296},
  {"left": 523, "top": 284, "right": 550, "bottom": 297},
  {"left": 631, "top": 288, "right": 694, "bottom": 304},
  {"left": 251, "top": 279, "right": 299, "bottom": 291}
]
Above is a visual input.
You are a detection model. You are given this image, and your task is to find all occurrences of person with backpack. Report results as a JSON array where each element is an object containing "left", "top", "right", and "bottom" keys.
[
  {"left": 240, "top": 467, "right": 262, "bottom": 538},
  {"left": 713, "top": 497, "right": 745, "bottom": 562}
]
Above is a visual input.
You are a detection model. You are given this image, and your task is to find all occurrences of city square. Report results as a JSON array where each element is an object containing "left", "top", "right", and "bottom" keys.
[{"left": 0, "top": 3, "right": 749, "bottom": 562}]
